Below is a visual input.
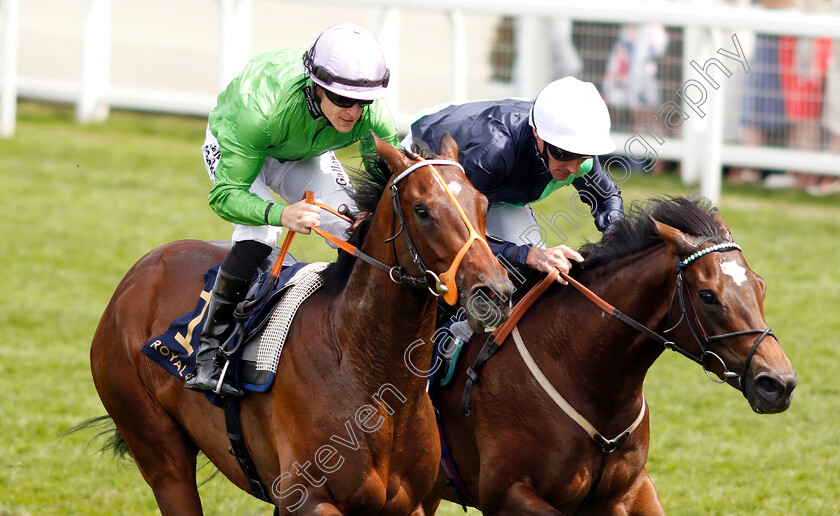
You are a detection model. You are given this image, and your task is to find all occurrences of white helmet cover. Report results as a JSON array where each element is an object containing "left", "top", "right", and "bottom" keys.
[
  {"left": 529, "top": 77, "right": 615, "bottom": 156},
  {"left": 302, "top": 23, "right": 390, "bottom": 101}
]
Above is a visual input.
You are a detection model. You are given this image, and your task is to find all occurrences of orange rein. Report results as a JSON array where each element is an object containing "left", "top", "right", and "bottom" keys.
[
  {"left": 268, "top": 156, "right": 492, "bottom": 305},
  {"left": 269, "top": 191, "right": 355, "bottom": 278}
]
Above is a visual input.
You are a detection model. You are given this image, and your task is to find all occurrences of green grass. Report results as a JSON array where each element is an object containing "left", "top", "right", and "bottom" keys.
[{"left": 1, "top": 101, "right": 838, "bottom": 515}]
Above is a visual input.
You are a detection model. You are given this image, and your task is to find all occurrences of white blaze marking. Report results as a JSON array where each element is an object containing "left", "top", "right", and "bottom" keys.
[
  {"left": 447, "top": 181, "right": 462, "bottom": 195},
  {"left": 721, "top": 260, "right": 747, "bottom": 286}
]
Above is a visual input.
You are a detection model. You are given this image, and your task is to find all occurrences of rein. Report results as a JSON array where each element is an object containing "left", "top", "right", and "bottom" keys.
[
  {"left": 456, "top": 240, "right": 773, "bottom": 511},
  {"left": 224, "top": 159, "right": 487, "bottom": 503},
  {"left": 555, "top": 241, "right": 773, "bottom": 392},
  {"left": 386, "top": 157, "right": 491, "bottom": 305},
  {"left": 265, "top": 156, "right": 488, "bottom": 304},
  {"left": 267, "top": 191, "right": 434, "bottom": 293}
]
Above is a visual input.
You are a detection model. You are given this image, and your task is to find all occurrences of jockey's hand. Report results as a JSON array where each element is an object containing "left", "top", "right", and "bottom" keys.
[
  {"left": 525, "top": 245, "right": 584, "bottom": 285},
  {"left": 280, "top": 198, "right": 322, "bottom": 234}
]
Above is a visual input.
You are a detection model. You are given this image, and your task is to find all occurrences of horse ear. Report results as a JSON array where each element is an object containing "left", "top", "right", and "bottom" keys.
[
  {"left": 651, "top": 217, "right": 700, "bottom": 255},
  {"left": 437, "top": 131, "right": 460, "bottom": 162},
  {"left": 370, "top": 130, "right": 411, "bottom": 175},
  {"left": 710, "top": 208, "right": 733, "bottom": 242}
]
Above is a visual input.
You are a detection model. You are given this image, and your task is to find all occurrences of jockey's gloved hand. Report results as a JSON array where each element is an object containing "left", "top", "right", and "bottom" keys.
[{"left": 602, "top": 222, "right": 620, "bottom": 238}]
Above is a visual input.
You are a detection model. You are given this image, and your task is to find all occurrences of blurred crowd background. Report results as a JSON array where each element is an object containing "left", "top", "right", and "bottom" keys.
[
  {"left": 487, "top": 0, "right": 840, "bottom": 195},
  {"left": 3, "top": 0, "right": 839, "bottom": 196}
]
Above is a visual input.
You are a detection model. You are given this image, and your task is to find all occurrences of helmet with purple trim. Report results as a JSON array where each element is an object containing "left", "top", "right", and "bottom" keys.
[{"left": 302, "top": 23, "right": 390, "bottom": 101}]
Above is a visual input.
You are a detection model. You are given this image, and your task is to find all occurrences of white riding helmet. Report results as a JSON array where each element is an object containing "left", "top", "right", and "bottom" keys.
[
  {"left": 528, "top": 77, "right": 615, "bottom": 156},
  {"left": 302, "top": 23, "right": 390, "bottom": 101}
]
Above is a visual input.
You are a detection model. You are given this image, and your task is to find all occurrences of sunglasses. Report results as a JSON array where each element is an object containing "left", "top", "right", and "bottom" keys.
[
  {"left": 323, "top": 89, "right": 373, "bottom": 109},
  {"left": 544, "top": 142, "right": 592, "bottom": 162}
]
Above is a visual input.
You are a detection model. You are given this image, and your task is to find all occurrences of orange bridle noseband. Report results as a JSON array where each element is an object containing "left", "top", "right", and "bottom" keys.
[{"left": 387, "top": 156, "right": 490, "bottom": 305}]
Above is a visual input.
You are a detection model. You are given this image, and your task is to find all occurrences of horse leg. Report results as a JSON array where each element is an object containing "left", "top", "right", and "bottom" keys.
[
  {"left": 287, "top": 495, "right": 344, "bottom": 516},
  {"left": 95, "top": 351, "right": 203, "bottom": 514},
  {"left": 116, "top": 418, "right": 203, "bottom": 515},
  {"left": 593, "top": 469, "right": 664, "bottom": 516},
  {"left": 418, "top": 497, "right": 442, "bottom": 516},
  {"left": 409, "top": 502, "right": 433, "bottom": 516},
  {"left": 491, "top": 481, "right": 561, "bottom": 516},
  {"left": 303, "top": 502, "right": 344, "bottom": 515}
]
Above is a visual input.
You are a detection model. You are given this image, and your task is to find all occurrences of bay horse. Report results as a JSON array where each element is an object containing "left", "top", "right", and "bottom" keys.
[
  {"left": 88, "top": 133, "right": 513, "bottom": 515},
  {"left": 423, "top": 196, "right": 797, "bottom": 515}
]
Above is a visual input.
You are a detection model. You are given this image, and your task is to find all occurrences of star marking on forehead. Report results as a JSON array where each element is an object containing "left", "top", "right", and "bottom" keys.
[
  {"left": 721, "top": 259, "right": 747, "bottom": 286},
  {"left": 447, "top": 181, "right": 462, "bottom": 195}
]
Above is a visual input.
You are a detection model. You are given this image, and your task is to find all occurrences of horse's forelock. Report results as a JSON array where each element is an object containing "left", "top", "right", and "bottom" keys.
[
  {"left": 351, "top": 145, "right": 430, "bottom": 213},
  {"left": 580, "top": 195, "right": 726, "bottom": 268},
  {"left": 321, "top": 145, "right": 424, "bottom": 296},
  {"left": 408, "top": 138, "right": 437, "bottom": 160}
]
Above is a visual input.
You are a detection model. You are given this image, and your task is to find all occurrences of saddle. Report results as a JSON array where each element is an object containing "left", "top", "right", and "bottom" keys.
[
  {"left": 141, "top": 251, "right": 327, "bottom": 403},
  {"left": 238, "top": 261, "right": 328, "bottom": 391}
]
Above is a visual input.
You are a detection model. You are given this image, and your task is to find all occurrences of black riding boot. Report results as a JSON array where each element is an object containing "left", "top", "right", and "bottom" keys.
[{"left": 184, "top": 268, "right": 249, "bottom": 398}]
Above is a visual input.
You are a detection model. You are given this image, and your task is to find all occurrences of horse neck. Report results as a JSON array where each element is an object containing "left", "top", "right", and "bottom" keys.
[
  {"left": 334, "top": 202, "right": 436, "bottom": 391},
  {"left": 534, "top": 246, "right": 676, "bottom": 414}
]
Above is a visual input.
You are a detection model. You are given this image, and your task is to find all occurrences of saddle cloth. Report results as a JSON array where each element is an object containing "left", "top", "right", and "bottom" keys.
[
  {"left": 239, "top": 262, "right": 327, "bottom": 391},
  {"left": 141, "top": 260, "right": 327, "bottom": 400}
]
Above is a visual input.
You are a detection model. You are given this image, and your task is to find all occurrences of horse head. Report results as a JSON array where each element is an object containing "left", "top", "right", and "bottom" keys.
[
  {"left": 652, "top": 212, "right": 796, "bottom": 414},
  {"left": 370, "top": 131, "right": 513, "bottom": 333}
]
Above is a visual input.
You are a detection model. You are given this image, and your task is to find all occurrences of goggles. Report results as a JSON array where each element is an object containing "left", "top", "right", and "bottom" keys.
[
  {"left": 544, "top": 142, "right": 592, "bottom": 162},
  {"left": 302, "top": 47, "right": 390, "bottom": 90},
  {"left": 323, "top": 88, "right": 374, "bottom": 109}
]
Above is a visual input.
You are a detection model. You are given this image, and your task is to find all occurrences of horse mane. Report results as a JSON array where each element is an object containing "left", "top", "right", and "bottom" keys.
[
  {"left": 578, "top": 195, "right": 725, "bottom": 270},
  {"left": 319, "top": 144, "right": 433, "bottom": 296}
]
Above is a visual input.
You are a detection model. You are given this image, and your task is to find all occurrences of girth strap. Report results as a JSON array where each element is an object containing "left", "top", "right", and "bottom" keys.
[
  {"left": 460, "top": 269, "right": 558, "bottom": 416},
  {"left": 224, "top": 397, "right": 272, "bottom": 503}
]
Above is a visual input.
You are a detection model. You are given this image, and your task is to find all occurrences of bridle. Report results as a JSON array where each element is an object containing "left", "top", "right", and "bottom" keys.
[
  {"left": 384, "top": 157, "right": 489, "bottom": 305},
  {"left": 548, "top": 241, "right": 773, "bottom": 392},
  {"left": 662, "top": 242, "right": 776, "bottom": 390},
  {"left": 266, "top": 157, "right": 489, "bottom": 306}
]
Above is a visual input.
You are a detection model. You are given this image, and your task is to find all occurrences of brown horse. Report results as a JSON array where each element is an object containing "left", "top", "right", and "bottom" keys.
[
  {"left": 423, "top": 196, "right": 797, "bottom": 515},
  {"left": 89, "top": 133, "right": 513, "bottom": 515}
]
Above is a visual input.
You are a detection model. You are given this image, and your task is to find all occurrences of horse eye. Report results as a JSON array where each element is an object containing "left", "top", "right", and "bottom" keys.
[
  {"left": 414, "top": 204, "right": 430, "bottom": 220},
  {"left": 698, "top": 289, "right": 719, "bottom": 305}
]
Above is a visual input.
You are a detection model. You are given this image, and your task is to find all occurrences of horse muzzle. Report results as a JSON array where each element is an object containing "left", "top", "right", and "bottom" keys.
[
  {"left": 745, "top": 370, "right": 797, "bottom": 414},
  {"left": 463, "top": 283, "right": 513, "bottom": 333}
]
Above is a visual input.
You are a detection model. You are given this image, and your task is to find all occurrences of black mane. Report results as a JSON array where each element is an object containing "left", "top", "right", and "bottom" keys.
[
  {"left": 578, "top": 195, "right": 726, "bottom": 269},
  {"left": 319, "top": 144, "right": 432, "bottom": 296}
]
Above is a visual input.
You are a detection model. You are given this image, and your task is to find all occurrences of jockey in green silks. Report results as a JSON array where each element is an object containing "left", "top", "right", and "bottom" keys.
[{"left": 186, "top": 23, "right": 399, "bottom": 398}]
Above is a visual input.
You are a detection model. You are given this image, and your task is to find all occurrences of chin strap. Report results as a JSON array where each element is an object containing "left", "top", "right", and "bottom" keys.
[{"left": 302, "top": 84, "right": 324, "bottom": 120}]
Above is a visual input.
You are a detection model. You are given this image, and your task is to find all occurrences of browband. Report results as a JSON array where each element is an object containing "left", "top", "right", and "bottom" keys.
[{"left": 388, "top": 159, "right": 465, "bottom": 187}]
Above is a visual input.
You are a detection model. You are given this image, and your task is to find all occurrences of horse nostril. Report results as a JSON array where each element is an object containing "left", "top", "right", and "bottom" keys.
[{"left": 755, "top": 375, "right": 783, "bottom": 398}]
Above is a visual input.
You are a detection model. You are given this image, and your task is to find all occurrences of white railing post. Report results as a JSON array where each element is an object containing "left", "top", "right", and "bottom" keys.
[
  {"left": 449, "top": 10, "right": 467, "bottom": 104},
  {"left": 700, "top": 27, "right": 725, "bottom": 204},
  {"left": 514, "top": 16, "right": 552, "bottom": 99},
  {"left": 218, "top": 0, "right": 253, "bottom": 91},
  {"left": 1, "top": 0, "right": 20, "bottom": 138},
  {"left": 370, "top": 8, "right": 401, "bottom": 120},
  {"left": 680, "top": 23, "right": 702, "bottom": 185},
  {"left": 77, "top": 0, "right": 111, "bottom": 123}
]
